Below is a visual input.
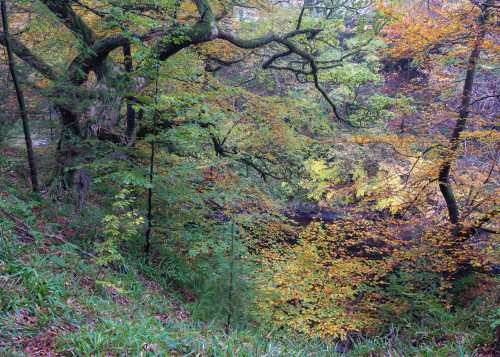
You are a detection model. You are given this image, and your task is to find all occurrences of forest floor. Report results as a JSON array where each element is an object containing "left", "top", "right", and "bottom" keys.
[
  {"left": 1, "top": 144, "right": 499, "bottom": 356},
  {"left": 1, "top": 227, "right": 498, "bottom": 357}
]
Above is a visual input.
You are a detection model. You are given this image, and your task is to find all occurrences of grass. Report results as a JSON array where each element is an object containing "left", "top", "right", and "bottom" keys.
[{"left": 0, "top": 230, "right": 343, "bottom": 356}]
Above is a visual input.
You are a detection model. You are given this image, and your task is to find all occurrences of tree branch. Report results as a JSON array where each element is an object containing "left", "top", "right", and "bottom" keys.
[
  {"left": 0, "top": 30, "right": 59, "bottom": 80},
  {"left": 217, "top": 27, "right": 322, "bottom": 49},
  {"left": 41, "top": 0, "right": 95, "bottom": 46},
  {"left": 64, "top": 29, "right": 170, "bottom": 85}
]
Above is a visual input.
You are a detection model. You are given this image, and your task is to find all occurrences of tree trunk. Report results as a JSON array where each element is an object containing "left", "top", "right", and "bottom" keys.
[
  {"left": 145, "top": 61, "right": 160, "bottom": 258},
  {"left": 123, "top": 44, "right": 136, "bottom": 141},
  {"left": 438, "top": 8, "right": 488, "bottom": 226},
  {"left": 57, "top": 108, "right": 91, "bottom": 210},
  {"left": 1, "top": 0, "right": 39, "bottom": 192}
]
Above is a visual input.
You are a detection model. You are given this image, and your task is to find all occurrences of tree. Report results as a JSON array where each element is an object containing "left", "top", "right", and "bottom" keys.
[
  {"left": 0, "top": 0, "right": 388, "bottom": 204},
  {"left": 436, "top": 2, "right": 499, "bottom": 240},
  {"left": 377, "top": 0, "right": 499, "bottom": 239},
  {"left": 1, "top": 0, "right": 39, "bottom": 192}
]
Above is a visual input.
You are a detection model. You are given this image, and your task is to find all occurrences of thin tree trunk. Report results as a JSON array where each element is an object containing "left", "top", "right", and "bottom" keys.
[
  {"left": 123, "top": 44, "right": 136, "bottom": 141},
  {"left": 226, "top": 216, "right": 235, "bottom": 334},
  {"left": 145, "top": 134, "right": 155, "bottom": 258},
  {"left": 145, "top": 63, "right": 160, "bottom": 259},
  {"left": 438, "top": 8, "right": 488, "bottom": 226},
  {"left": 1, "top": 0, "right": 39, "bottom": 192}
]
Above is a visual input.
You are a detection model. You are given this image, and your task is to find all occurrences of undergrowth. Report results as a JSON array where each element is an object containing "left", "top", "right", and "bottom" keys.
[
  {"left": 1, "top": 220, "right": 498, "bottom": 356},
  {"left": 0, "top": 150, "right": 498, "bottom": 356}
]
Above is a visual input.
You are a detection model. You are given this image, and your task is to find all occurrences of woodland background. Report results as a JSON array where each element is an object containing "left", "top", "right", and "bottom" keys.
[{"left": 0, "top": 0, "right": 499, "bottom": 355}]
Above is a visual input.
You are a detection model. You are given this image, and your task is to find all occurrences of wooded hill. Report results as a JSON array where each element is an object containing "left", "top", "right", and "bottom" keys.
[{"left": 0, "top": 0, "right": 499, "bottom": 355}]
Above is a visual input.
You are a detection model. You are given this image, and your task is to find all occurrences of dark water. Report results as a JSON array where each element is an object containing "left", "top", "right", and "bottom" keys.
[{"left": 285, "top": 212, "right": 342, "bottom": 227}]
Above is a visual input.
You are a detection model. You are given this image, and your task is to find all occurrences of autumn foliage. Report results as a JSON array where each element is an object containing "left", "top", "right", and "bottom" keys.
[{"left": 0, "top": 0, "right": 499, "bottom": 354}]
